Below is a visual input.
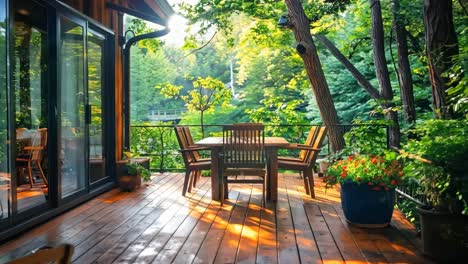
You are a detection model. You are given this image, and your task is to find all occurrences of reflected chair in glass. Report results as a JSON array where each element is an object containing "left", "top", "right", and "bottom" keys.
[
  {"left": 7, "top": 244, "right": 74, "bottom": 264},
  {"left": 220, "top": 124, "right": 266, "bottom": 204},
  {"left": 278, "top": 126, "right": 327, "bottom": 198},
  {"left": 174, "top": 126, "right": 211, "bottom": 196},
  {"left": 16, "top": 128, "right": 48, "bottom": 188}
]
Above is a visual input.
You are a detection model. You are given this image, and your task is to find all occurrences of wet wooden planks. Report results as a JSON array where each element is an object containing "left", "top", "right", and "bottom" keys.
[{"left": 0, "top": 173, "right": 432, "bottom": 264}]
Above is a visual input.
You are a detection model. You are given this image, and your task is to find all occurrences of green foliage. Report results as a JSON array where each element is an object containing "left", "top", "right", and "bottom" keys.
[
  {"left": 125, "top": 16, "right": 162, "bottom": 52},
  {"left": 446, "top": 4, "right": 468, "bottom": 118},
  {"left": 130, "top": 122, "right": 183, "bottom": 172},
  {"left": 338, "top": 119, "right": 389, "bottom": 157},
  {"left": 401, "top": 119, "right": 468, "bottom": 214},
  {"left": 123, "top": 151, "right": 152, "bottom": 182},
  {"left": 184, "top": 77, "right": 231, "bottom": 113},
  {"left": 126, "top": 162, "right": 151, "bottom": 182},
  {"left": 324, "top": 119, "right": 401, "bottom": 189},
  {"left": 396, "top": 199, "right": 421, "bottom": 230},
  {"left": 130, "top": 47, "right": 179, "bottom": 122}
]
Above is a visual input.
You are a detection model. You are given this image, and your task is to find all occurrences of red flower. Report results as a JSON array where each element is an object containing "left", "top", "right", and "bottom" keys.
[
  {"left": 390, "top": 180, "right": 396, "bottom": 185},
  {"left": 384, "top": 187, "right": 389, "bottom": 191},
  {"left": 340, "top": 172, "right": 347, "bottom": 178}
]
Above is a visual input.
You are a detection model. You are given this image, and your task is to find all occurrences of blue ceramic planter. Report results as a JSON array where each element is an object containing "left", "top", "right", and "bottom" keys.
[{"left": 340, "top": 181, "right": 395, "bottom": 227}]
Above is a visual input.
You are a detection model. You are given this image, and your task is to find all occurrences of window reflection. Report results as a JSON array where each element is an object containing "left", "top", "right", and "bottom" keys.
[
  {"left": 88, "top": 31, "right": 106, "bottom": 183},
  {"left": 0, "top": 0, "right": 8, "bottom": 220},
  {"left": 13, "top": 1, "right": 49, "bottom": 212}
]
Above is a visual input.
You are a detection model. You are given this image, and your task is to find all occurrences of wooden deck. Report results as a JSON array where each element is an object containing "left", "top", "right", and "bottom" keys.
[{"left": 0, "top": 173, "right": 432, "bottom": 263}]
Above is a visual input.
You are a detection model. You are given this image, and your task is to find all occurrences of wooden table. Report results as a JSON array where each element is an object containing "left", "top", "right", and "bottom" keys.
[{"left": 195, "top": 137, "right": 289, "bottom": 202}]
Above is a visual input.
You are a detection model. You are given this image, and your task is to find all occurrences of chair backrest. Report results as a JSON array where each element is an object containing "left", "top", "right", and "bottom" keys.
[
  {"left": 8, "top": 244, "right": 74, "bottom": 264},
  {"left": 181, "top": 126, "right": 202, "bottom": 161},
  {"left": 222, "top": 124, "right": 265, "bottom": 168},
  {"left": 299, "top": 126, "right": 318, "bottom": 161},
  {"left": 31, "top": 128, "right": 47, "bottom": 161},
  {"left": 16, "top": 128, "right": 27, "bottom": 138},
  {"left": 174, "top": 126, "right": 201, "bottom": 166},
  {"left": 303, "top": 126, "right": 327, "bottom": 166},
  {"left": 174, "top": 126, "right": 191, "bottom": 167}
]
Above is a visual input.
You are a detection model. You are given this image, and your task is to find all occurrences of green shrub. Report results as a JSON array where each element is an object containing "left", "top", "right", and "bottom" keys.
[{"left": 402, "top": 119, "right": 468, "bottom": 214}]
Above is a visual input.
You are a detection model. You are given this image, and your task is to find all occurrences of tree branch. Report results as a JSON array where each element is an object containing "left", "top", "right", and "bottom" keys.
[
  {"left": 347, "top": 37, "right": 371, "bottom": 59},
  {"left": 177, "top": 31, "right": 218, "bottom": 62},
  {"left": 314, "top": 34, "right": 381, "bottom": 100}
]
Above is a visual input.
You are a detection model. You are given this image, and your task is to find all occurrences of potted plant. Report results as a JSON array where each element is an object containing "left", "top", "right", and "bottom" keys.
[
  {"left": 324, "top": 120, "right": 402, "bottom": 227},
  {"left": 402, "top": 119, "right": 468, "bottom": 262},
  {"left": 118, "top": 152, "right": 151, "bottom": 192},
  {"left": 324, "top": 152, "right": 402, "bottom": 227}
]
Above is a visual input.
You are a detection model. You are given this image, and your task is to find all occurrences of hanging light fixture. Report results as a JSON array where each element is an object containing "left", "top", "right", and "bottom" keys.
[{"left": 277, "top": 15, "right": 291, "bottom": 28}]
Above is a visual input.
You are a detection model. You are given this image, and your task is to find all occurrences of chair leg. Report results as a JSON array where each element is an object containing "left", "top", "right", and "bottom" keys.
[
  {"left": 304, "top": 169, "right": 315, "bottom": 198},
  {"left": 35, "top": 160, "right": 48, "bottom": 186},
  {"left": 192, "top": 170, "right": 198, "bottom": 188},
  {"left": 197, "top": 170, "right": 202, "bottom": 182},
  {"left": 27, "top": 162, "right": 34, "bottom": 188},
  {"left": 188, "top": 171, "right": 195, "bottom": 193},
  {"left": 182, "top": 170, "right": 191, "bottom": 196},
  {"left": 262, "top": 180, "right": 266, "bottom": 208},
  {"left": 303, "top": 172, "right": 310, "bottom": 195},
  {"left": 223, "top": 178, "right": 229, "bottom": 199}
]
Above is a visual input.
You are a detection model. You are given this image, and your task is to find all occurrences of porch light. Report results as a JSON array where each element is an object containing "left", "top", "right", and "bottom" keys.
[{"left": 278, "top": 15, "right": 291, "bottom": 28}]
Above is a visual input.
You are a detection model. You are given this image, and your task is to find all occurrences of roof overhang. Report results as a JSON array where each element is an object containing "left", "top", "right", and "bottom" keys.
[{"left": 106, "top": 0, "right": 174, "bottom": 25}]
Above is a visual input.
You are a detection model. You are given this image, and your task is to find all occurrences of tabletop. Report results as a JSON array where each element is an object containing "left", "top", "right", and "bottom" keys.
[{"left": 195, "top": 137, "right": 289, "bottom": 147}]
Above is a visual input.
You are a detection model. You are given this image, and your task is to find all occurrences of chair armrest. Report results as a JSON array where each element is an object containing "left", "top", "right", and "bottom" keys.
[
  {"left": 282, "top": 144, "right": 321, "bottom": 151},
  {"left": 23, "top": 146, "right": 44, "bottom": 151},
  {"left": 181, "top": 147, "right": 210, "bottom": 152},
  {"left": 188, "top": 146, "right": 211, "bottom": 151}
]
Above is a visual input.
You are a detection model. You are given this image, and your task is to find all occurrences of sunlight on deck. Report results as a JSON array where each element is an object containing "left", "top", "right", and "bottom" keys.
[{"left": 0, "top": 172, "right": 432, "bottom": 264}]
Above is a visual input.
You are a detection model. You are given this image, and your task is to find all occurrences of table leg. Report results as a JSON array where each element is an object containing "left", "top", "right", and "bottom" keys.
[
  {"left": 211, "top": 147, "right": 222, "bottom": 201},
  {"left": 267, "top": 147, "right": 278, "bottom": 201}
]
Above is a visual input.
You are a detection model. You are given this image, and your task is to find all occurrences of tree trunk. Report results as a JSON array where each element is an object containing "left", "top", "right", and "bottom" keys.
[
  {"left": 424, "top": 0, "right": 458, "bottom": 119},
  {"left": 314, "top": 35, "right": 380, "bottom": 100},
  {"left": 370, "top": 0, "right": 400, "bottom": 147},
  {"left": 284, "top": 0, "right": 345, "bottom": 152},
  {"left": 392, "top": 0, "right": 416, "bottom": 123},
  {"left": 200, "top": 110, "right": 205, "bottom": 138}
]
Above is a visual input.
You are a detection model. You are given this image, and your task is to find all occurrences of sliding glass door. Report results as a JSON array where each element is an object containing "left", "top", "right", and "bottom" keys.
[
  {"left": 58, "top": 15, "right": 86, "bottom": 198},
  {"left": 87, "top": 29, "right": 107, "bottom": 185},
  {"left": 0, "top": 0, "right": 114, "bottom": 230},
  {"left": 58, "top": 13, "right": 113, "bottom": 198}
]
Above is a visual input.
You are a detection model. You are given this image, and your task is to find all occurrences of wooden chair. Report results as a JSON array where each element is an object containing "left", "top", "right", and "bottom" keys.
[
  {"left": 220, "top": 124, "right": 266, "bottom": 204},
  {"left": 278, "top": 126, "right": 327, "bottom": 198},
  {"left": 7, "top": 244, "right": 74, "bottom": 264},
  {"left": 16, "top": 128, "right": 48, "bottom": 188},
  {"left": 174, "top": 126, "right": 211, "bottom": 196}
]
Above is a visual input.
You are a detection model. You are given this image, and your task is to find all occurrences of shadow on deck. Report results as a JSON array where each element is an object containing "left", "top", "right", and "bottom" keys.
[{"left": 0, "top": 173, "right": 432, "bottom": 263}]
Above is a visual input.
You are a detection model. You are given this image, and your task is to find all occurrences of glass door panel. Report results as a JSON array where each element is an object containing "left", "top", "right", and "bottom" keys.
[
  {"left": 0, "top": 0, "right": 9, "bottom": 221},
  {"left": 88, "top": 30, "right": 106, "bottom": 184},
  {"left": 59, "top": 16, "right": 86, "bottom": 198},
  {"left": 13, "top": 0, "right": 49, "bottom": 212}
]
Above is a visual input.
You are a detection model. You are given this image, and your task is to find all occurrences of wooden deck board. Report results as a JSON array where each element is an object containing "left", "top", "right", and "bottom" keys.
[{"left": 0, "top": 173, "right": 432, "bottom": 264}]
